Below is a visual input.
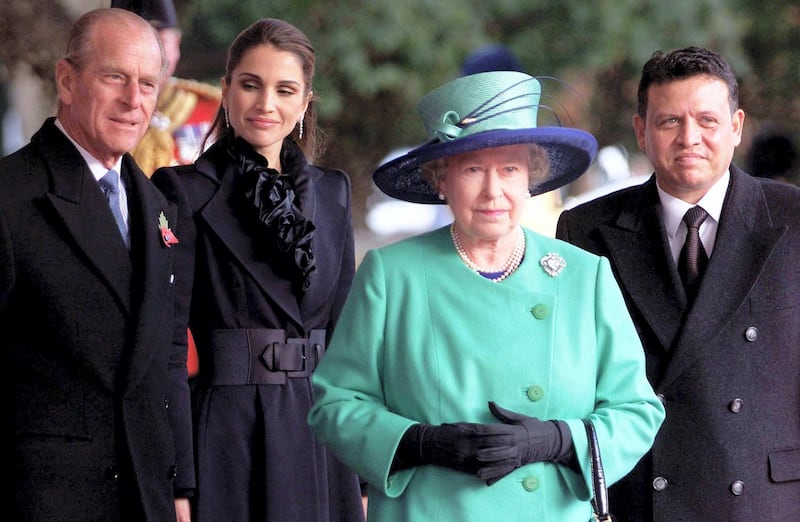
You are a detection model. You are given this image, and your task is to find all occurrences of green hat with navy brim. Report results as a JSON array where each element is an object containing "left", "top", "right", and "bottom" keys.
[{"left": 373, "top": 71, "right": 598, "bottom": 204}]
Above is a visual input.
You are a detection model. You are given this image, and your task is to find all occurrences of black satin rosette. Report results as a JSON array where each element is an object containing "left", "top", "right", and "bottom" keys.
[{"left": 227, "top": 136, "right": 316, "bottom": 292}]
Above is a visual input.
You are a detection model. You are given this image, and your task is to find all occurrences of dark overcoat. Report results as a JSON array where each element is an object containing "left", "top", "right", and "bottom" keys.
[
  {"left": 556, "top": 165, "right": 800, "bottom": 521},
  {"left": 0, "top": 118, "right": 194, "bottom": 521},
  {"left": 152, "top": 139, "right": 364, "bottom": 521}
]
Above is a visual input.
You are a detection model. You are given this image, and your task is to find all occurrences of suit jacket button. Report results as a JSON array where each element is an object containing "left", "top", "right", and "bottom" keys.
[
  {"left": 729, "top": 398, "right": 744, "bottom": 413},
  {"left": 169, "top": 465, "right": 178, "bottom": 479},
  {"left": 744, "top": 326, "right": 758, "bottom": 342},
  {"left": 104, "top": 465, "right": 120, "bottom": 482},
  {"left": 652, "top": 476, "right": 668, "bottom": 491},
  {"left": 731, "top": 480, "right": 744, "bottom": 496}
]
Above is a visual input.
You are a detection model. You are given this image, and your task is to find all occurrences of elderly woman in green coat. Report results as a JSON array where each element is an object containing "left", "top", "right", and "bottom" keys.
[{"left": 308, "top": 71, "right": 664, "bottom": 521}]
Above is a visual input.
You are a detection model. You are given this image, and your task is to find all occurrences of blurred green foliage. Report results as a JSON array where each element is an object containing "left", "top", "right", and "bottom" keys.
[
  {"left": 3, "top": 0, "right": 798, "bottom": 222},
  {"left": 176, "top": 0, "right": 800, "bottom": 221}
]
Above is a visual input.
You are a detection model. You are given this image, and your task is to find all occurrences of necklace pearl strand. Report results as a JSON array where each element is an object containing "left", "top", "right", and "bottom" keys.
[{"left": 450, "top": 224, "right": 525, "bottom": 282}]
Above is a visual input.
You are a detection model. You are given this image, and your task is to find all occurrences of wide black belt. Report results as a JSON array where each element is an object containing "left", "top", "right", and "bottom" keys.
[{"left": 206, "top": 328, "right": 325, "bottom": 385}]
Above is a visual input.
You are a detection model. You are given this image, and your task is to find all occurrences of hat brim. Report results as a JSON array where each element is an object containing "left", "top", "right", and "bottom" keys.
[{"left": 373, "top": 127, "right": 598, "bottom": 204}]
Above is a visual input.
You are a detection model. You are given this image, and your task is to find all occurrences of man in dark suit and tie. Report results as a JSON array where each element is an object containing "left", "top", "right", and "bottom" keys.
[
  {"left": 557, "top": 46, "right": 800, "bottom": 521},
  {"left": 0, "top": 8, "right": 193, "bottom": 521}
]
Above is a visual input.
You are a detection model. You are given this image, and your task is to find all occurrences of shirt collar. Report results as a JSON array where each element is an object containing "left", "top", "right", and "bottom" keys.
[
  {"left": 657, "top": 169, "right": 729, "bottom": 239},
  {"left": 54, "top": 118, "right": 123, "bottom": 182}
]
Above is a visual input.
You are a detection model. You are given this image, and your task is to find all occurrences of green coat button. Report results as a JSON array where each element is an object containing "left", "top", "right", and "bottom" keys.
[
  {"left": 527, "top": 385, "right": 545, "bottom": 402},
  {"left": 522, "top": 476, "right": 539, "bottom": 492},
  {"left": 531, "top": 304, "right": 548, "bottom": 319}
]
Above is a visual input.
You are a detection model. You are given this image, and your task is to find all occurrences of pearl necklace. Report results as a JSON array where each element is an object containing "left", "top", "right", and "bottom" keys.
[{"left": 450, "top": 224, "right": 525, "bottom": 282}]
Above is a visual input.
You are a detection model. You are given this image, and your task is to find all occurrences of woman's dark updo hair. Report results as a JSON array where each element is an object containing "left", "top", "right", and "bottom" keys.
[{"left": 204, "top": 18, "right": 323, "bottom": 162}]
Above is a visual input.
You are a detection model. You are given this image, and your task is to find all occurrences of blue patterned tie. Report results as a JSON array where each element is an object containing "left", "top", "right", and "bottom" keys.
[
  {"left": 99, "top": 170, "right": 129, "bottom": 248},
  {"left": 678, "top": 206, "right": 709, "bottom": 301}
]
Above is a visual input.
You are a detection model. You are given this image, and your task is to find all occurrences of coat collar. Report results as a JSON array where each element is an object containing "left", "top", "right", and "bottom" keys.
[
  {"left": 34, "top": 118, "right": 178, "bottom": 395},
  {"left": 118, "top": 153, "right": 179, "bottom": 396},
  {"left": 595, "top": 167, "right": 786, "bottom": 388},
  {"left": 36, "top": 119, "right": 134, "bottom": 313},
  {"left": 193, "top": 144, "right": 307, "bottom": 328}
]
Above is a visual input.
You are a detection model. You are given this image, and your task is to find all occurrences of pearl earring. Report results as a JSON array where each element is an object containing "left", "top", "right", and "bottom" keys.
[
  {"left": 224, "top": 108, "right": 230, "bottom": 129},
  {"left": 438, "top": 192, "right": 445, "bottom": 201},
  {"left": 298, "top": 115, "right": 304, "bottom": 140}
]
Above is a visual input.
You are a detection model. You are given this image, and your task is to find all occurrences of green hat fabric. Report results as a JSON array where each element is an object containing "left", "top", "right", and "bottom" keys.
[
  {"left": 373, "top": 71, "right": 598, "bottom": 204},
  {"left": 419, "top": 71, "right": 541, "bottom": 143}
]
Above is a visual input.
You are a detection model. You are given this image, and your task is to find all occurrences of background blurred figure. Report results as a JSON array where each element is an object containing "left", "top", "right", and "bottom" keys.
[
  {"left": 747, "top": 126, "right": 799, "bottom": 184},
  {"left": 459, "top": 43, "right": 522, "bottom": 75},
  {"left": 113, "top": 0, "right": 222, "bottom": 177}
]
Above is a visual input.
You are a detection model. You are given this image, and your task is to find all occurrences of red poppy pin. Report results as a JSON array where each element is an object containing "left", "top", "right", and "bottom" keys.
[{"left": 158, "top": 211, "right": 180, "bottom": 247}]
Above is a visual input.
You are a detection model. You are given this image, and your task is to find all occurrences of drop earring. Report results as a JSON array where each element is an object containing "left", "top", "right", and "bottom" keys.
[
  {"left": 298, "top": 115, "right": 304, "bottom": 140},
  {"left": 224, "top": 108, "right": 230, "bottom": 129},
  {"left": 438, "top": 192, "right": 445, "bottom": 201}
]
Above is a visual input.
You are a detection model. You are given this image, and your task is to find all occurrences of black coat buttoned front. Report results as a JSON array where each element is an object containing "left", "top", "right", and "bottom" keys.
[
  {"left": 556, "top": 166, "right": 800, "bottom": 522},
  {"left": 0, "top": 119, "right": 194, "bottom": 521}
]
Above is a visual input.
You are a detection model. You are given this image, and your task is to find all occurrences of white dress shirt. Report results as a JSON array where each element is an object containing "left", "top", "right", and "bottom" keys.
[
  {"left": 657, "top": 170, "right": 729, "bottom": 266},
  {"left": 54, "top": 119, "right": 129, "bottom": 226}
]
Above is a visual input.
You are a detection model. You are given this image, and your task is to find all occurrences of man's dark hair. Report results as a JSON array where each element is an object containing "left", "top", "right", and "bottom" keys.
[{"left": 636, "top": 46, "right": 739, "bottom": 118}]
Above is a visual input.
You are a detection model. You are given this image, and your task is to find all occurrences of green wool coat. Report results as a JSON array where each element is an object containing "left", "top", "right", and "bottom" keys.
[{"left": 308, "top": 226, "right": 664, "bottom": 521}]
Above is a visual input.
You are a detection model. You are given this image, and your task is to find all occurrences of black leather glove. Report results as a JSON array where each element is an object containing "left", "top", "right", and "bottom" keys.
[
  {"left": 390, "top": 405, "right": 574, "bottom": 486},
  {"left": 391, "top": 421, "right": 516, "bottom": 475},
  {"left": 479, "top": 401, "right": 573, "bottom": 485}
]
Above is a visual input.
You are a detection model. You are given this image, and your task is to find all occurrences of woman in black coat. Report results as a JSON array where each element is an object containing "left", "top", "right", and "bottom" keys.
[{"left": 152, "top": 18, "right": 364, "bottom": 522}]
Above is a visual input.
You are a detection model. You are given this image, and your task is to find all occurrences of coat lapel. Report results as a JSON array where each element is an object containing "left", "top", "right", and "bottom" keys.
[
  {"left": 297, "top": 168, "right": 350, "bottom": 321},
  {"left": 37, "top": 120, "right": 132, "bottom": 314},
  {"left": 118, "top": 155, "right": 177, "bottom": 395},
  {"left": 598, "top": 178, "right": 685, "bottom": 353},
  {"left": 197, "top": 159, "right": 304, "bottom": 328},
  {"left": 661, "top": 168, "right": 786, "bottom": 389}
]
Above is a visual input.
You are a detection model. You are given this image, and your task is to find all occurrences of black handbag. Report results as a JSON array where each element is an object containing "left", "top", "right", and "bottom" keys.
[{"left": 583, "top": 419, "right": 613, "bottom": 522}]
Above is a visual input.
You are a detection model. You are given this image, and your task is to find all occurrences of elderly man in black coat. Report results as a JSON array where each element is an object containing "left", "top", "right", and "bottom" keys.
[
  {"left": 557, "top": 46, "right": 800, "bottom": 521},
  {"left": 0, "top": 8, "right": 193, "bottom": 521}
]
